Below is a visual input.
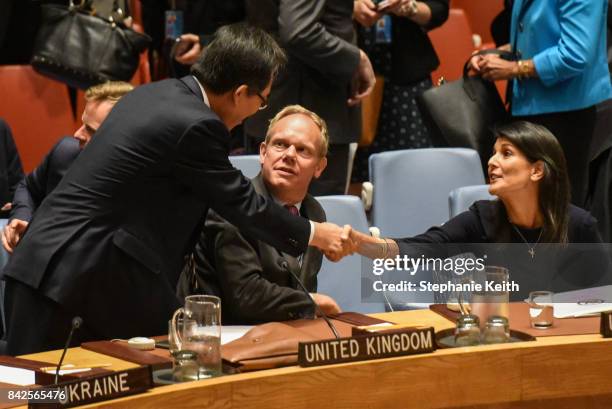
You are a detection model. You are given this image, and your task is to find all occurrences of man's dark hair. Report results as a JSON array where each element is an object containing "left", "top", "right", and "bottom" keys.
[{"left": 191, "top": 23, "right": 286, "bottom": 95}]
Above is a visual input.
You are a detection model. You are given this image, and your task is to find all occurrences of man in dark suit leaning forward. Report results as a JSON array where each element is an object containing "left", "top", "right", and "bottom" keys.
[
  {"left": 3, "top": 23, "right": 351, "bottom": 355},
  {"left": 1, "top": 81, "right": 134, "bottom": 254},
  {"left": 178, "top": 105, "right": 342, "bottom": 324}
]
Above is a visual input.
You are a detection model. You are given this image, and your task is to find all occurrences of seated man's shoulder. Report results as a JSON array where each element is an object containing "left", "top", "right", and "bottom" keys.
[
  {"left": 47, "top": 137, "right": 81, "bottom": 165},
  {"left": 303, "top": 193, "right": 326, "bottom": 223}
]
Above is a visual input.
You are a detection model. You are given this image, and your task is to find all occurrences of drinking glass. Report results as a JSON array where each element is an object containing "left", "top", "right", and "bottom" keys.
[{"left": 528, "top": 291, "right": 554, "bottom": 329}]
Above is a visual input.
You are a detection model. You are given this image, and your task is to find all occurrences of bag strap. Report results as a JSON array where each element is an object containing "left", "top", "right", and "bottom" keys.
[{"left": 462, "top": 49, "right": 516, "bottom": 78}]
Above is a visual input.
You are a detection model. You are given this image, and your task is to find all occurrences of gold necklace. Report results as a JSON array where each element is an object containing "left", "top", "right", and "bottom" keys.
[{"left": 511, "top": 224, "right": 543, "bottom": 259}]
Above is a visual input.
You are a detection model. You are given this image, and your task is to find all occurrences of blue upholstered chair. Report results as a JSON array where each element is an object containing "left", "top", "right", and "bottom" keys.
[
  {"left": 315, "top": 195, "right": 385, "bottom": 314},
  {"left": 229, "top": 155, "right": 261, "bottom": 179},
  {"left": 448, "top": 184, "right": 496, "bottom": 218},
  {"left": 369, "top": 148, "right": 485, "bottom": 238}
]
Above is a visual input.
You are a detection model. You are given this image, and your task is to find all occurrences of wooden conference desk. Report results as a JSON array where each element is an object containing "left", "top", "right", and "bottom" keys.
[{"left": 19, "top": 310, "right": 612, "bottom": 409}]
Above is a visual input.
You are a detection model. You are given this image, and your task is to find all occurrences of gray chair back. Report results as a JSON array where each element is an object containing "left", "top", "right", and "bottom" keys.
[
  {"left": 315, "top": 196, "right": 385, "bottom": 313},
  {"left": 449, "top": 184, "right": 496, "bottom": 218},
  {"left": 369, "top": 148, "right": 485, "bottom": 237},
  {"left": 229, "top": 155, "right": 261, "bottom": 179}
]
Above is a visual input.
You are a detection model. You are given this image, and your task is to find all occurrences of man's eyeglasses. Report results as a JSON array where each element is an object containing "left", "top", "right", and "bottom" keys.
[{"left": 256, "top": 92, "right": 268, "bottom": 110}]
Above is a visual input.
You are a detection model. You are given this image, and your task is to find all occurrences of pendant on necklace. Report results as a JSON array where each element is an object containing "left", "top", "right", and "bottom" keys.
[{"left": 528, "top": 248, "right": 535, "bottom": 259}]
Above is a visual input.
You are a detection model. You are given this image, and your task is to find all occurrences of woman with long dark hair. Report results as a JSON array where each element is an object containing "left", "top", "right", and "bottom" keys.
[{"left": 350, "top": 121, "right": 609, "bottom": 296}]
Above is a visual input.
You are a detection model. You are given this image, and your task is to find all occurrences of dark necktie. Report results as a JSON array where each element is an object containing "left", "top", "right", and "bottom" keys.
[
  {"left": 284, "top": 204, "right": 303, "bottom": 267},
  {"left": 285, "top": 205, "right": 299, "bottom": 216}
]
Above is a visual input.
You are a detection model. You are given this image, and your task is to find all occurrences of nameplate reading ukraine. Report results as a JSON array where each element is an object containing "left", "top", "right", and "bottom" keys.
[
  {"left": 30, "top": 366, "right": 152, "bottom": 409},
  {"left": 298, "top": 327, "right": 436, "bottom": 367}
]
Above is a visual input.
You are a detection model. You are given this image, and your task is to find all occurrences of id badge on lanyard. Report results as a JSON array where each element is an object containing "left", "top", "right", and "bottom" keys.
[
  {"left": 375, "top": 15, "right": 393, "bottom": 44},
  {"left": 165, "top": 10, "right": 184, "bottom": 40}
]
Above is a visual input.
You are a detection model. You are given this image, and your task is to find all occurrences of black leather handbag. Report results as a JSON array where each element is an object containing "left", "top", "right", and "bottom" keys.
[
  {"left": 416, "top": 49, "right": 513, "bottom": 168},
  {"left": 31, "top": 0, "right": 151, "bottom": 89}
]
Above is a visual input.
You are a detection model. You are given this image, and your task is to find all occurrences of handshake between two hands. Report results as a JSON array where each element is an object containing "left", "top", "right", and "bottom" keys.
[{"left": 310, "top": 222, "right": 362, "bottom": 262}]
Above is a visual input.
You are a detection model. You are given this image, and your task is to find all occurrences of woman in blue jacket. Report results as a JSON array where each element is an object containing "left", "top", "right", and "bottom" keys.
[{"left": 472, "top": 0, "right": 612, "bottom": 207}]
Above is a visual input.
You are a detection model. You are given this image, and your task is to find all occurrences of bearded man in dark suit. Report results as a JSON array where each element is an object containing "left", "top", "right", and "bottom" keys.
[{"left": 3, "top": 23, "right": 351, "bottom": 355}]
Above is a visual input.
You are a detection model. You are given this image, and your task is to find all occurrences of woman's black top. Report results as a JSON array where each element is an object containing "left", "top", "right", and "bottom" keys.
[{"left": 395, "top": 200, "right": 611, "bottom": 299}]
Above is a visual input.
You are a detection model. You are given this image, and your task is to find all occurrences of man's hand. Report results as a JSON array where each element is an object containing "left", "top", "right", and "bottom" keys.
[
  {"left": 348, "top": 50, "right": 376, "bottom": 106},
  {"left": 311, "top": 222, "right": 355, "bottom": 261},
  {"left": 354, "top": 0, "right": 382, "bottom": 27},
  {"left": 311, "top": 293, "right": 342, "bottom": 316},
  {"left": 173, "top": 34, "right": 202, "bottom": 66},
  {"left": 1, "top": 219, "right": 28, "bottom": 253},
  {"left": 1, "top": 202, "right": 11, "bottom": 212}
]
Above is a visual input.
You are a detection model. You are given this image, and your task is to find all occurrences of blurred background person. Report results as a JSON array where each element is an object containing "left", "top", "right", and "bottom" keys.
[
  {"left": 2, "top": 82, "right": 133, "bottom": 254},
  {"left": 178, "top": 105, "right": 341, "bottom": 324},
  {"left": 472, "top": 0, "right": 612, "bottom": 208},
  {"left": 243, "top": 0, "right": 376, "bottom": 195},
  {"left": 140, "top": 0, "right": 246, "bottom": 152},
  {"left": 351, "top": 0, "right": 449, "bottom": 183},
  {"left": 140, "top": 0, "right": 244, "bottom": 78}
]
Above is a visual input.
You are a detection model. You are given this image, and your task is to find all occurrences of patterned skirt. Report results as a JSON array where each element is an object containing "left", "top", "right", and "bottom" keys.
[{"left": 352, "top": 26, "right": 434, "bottom": 182}]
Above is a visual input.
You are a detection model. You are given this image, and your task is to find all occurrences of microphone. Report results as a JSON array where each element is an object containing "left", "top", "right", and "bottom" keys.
[
  {"left": 55, "top": 316, "right": 83, "bottom": 384},
  {"left": 277, "top": 257, "right": 340, "bottom": 339}
]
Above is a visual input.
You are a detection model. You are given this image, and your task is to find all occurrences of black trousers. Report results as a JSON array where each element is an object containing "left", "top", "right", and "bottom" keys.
[
  {"left": 514, "top": 105, "right": 597, "bottom": 208},
  {"left": 4, "top": 242, "right": 181, "bottom": 355},
  {"left": 3, "top": 278, "right": 94, "bottom": 356}
]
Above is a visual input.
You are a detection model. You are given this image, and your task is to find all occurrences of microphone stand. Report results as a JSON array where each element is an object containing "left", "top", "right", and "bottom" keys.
[
  {"left": 55, "top": 317, "right": 83, "bottom": 385},
  {"left": 279, "top": 259, "right": 340, "bottom": 339}
]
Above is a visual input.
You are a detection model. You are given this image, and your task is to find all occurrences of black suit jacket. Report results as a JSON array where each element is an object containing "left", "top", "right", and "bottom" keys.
[
  {"left": 177, "top": 174, "right": 326, "bottom": 324},
  {"left": 0, "top": 118, "right": 23, "bottom": 216},
  {"left": 0, "top": 119, "right": 23, "bottom": 207},
  {"left": 4, "top": 76, "right": 311, "bottom": 339},
  {"left": 10, "top": 136, "right": 80, "bottom": 223},
  {"left": 244, "top": 0, "right": 361, "bottom": 144}
]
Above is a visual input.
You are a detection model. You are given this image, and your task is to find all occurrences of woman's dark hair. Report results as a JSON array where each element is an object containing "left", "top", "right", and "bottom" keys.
[
  {"left": 492, "top": 121, "right": 570, "bottom": 243},
  {"left": 191, "top": 23, "right": 286, "bottom": 95}
]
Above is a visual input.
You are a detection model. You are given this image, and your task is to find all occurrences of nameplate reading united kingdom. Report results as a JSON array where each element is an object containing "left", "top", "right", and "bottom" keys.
[
  {"left": 31, "top": 366, "right": 152, "bottom": 408},
  {"left": 298, "top": 327, "right": 436, "bottom": 367},
  {"left": 601, "top": 311, "right": 612, "bottom": 338}
]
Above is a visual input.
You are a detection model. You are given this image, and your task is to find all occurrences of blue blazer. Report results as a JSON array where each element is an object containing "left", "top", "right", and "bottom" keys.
[{"left": 510, "top": 0, "right": 612, "bottom": 115}]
